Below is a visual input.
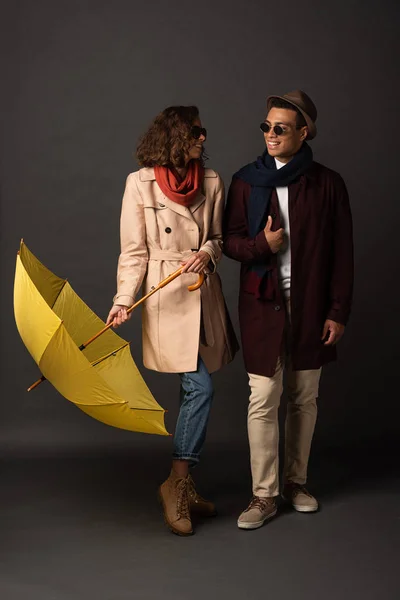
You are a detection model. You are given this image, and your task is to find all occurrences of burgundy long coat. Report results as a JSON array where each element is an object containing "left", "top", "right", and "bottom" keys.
[{"left": 222, "top": 161, "right": 354, "bottom": 377}]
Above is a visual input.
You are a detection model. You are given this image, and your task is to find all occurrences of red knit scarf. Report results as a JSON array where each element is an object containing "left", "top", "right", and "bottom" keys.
[{"left": 154, "top": 160, "right": 204, "bottom": 207}]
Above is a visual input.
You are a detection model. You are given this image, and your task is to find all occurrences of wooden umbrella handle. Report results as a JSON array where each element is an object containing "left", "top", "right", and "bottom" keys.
[
  {"left": 187, "top": 272, "right": 205, "bottom": 291},
  {"left": 154, "top": 267, "right": 205, "bottom": 293}
]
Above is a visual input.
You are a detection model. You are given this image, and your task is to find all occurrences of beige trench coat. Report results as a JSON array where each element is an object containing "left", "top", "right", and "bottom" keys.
[{"left": 114, "top": 167, "right": 239, "bottom": 373}]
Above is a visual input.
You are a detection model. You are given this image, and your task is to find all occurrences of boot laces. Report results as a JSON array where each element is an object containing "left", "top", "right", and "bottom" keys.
[
  {"left": 247, "top": 496, "right": 274, "bottom": 512},
  {"left": 175, "top": 478, "right": 190, "bottom": 520},
  {"left": 187, "top": 475, "right": 203, "bottom": 503}
]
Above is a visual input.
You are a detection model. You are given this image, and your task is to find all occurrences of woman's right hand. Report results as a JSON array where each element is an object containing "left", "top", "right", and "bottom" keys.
[{"left": 106, "top": 304, "right": 132, "bottom": 328}]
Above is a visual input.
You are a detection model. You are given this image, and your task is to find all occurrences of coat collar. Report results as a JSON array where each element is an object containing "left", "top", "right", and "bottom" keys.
[
  {"left": 139, "top": 167, "right": 217, "bottom": 220},
  {"left": 139, "top": 167, "right": 218, "bottom": 181}
]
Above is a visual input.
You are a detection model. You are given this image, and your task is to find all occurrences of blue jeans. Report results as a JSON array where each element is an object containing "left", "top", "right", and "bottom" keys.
[{"left": 172, "top": 356, "right": 214, "bottom": 466}]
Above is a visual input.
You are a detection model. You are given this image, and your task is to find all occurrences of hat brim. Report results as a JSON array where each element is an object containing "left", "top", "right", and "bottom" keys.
[{"left": 266, "top": 95, "right": 317, "bottom": 140}]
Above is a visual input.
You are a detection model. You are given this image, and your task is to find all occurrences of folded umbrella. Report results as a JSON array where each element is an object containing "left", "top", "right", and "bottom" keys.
[{"left": 14, "top": 241, "right": 203, "bottom": 436}]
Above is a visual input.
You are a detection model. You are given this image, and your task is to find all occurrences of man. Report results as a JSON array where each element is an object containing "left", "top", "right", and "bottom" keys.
[{"left": 223, "top": 90, "right": 353, "bottom": 530}]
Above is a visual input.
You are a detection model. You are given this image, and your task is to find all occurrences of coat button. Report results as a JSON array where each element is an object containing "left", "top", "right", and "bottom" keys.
[
  {"left": 271, "top": 212, "right": 277, "bottom": 219},
  {"left": 165, "top": 227, "right": 172, "bottom": 233},
  {"left": 274, "top": 304, "right": 281, "bottom": 311},
  {"left": 159, "top": 203, "right": 165, "bottom": 208}
]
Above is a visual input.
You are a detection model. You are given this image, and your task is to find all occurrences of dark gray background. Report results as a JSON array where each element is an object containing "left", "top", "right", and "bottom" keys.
[{"left": 1, "top": 1, "right": 399, "bottom": 599}]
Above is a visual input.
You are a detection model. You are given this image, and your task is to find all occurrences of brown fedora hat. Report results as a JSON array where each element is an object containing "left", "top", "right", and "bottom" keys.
[{"left": 266, "top": 90, "right": 318, "bottom": 140}]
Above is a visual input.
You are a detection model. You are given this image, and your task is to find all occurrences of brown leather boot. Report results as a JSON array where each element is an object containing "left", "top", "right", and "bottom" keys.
[
  {"left": 158, "top": 470, "right": 193, "bottom": 536},
  {"left": 187, "top": 475, "right": 217, "bottom": 517}
]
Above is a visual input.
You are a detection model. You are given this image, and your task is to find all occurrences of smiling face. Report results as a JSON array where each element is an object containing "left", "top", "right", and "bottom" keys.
[
  {"left": 186, "top": 118, "right": 206, "bottom": 163},
  {"left": 263, "top": 107, "right": 308, "bottom": 163}
]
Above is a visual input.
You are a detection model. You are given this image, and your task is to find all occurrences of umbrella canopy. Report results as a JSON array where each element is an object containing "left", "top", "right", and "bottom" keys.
[{"left": 14, "top": 241, "right": 168, "bottom": 436}]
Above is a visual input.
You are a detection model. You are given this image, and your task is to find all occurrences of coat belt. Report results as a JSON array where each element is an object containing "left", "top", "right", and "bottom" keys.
[{"left": 148, "top": 249, "right": 195, "bottom": 261}]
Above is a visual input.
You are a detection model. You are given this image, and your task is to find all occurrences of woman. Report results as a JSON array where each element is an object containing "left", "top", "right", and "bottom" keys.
[{"left": 107, "top": 106, "right": 238, "bottom": 536}]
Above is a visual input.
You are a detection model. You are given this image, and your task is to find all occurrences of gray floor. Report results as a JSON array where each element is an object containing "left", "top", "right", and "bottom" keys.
[{"left": 1, "top": 442, "right": 399, "bottom": 600}]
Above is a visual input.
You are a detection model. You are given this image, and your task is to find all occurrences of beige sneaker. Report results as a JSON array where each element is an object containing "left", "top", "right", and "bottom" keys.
[
  {"left": 282, "top": 482, "right": 318, "bottom": 513},
  {"left": 237, "top": 496, "right": 277, "bottom": 530},
  {"left": 187, "top": 475, "right": 217, "bottom": 517},
  {"left": 158, "top": 470, "right": 193, "bottom": 536}
]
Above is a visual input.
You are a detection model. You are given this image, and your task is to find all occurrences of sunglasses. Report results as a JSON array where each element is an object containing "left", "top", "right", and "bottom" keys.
[
  {"left": 191, "top": 125, "right": 207, "bottom": 140},
  {"left": 260, "top": 122, "right": 301, "bottom": 136}
]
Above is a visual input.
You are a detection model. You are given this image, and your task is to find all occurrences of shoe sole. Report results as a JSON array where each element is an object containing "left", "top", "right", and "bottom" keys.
[
  {"left": 281, "top": 494, "right": 318, "bottom": 513},
  {"left": 237, "top": 508, "right": 277, "bottom": 530},
  {"left": 291, "top": 504, "right": 318, "bottom": 513},
  {"left": 157, "top": 488, "right": 193, "bottom": 536}
]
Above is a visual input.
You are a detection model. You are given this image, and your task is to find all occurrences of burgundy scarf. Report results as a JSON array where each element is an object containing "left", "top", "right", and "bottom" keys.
[{"left": 154, "top": 160, "right": 204, "bottom": 207}]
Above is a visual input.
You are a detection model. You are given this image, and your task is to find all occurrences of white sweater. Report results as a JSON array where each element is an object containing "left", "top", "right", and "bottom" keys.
[{"left": 275, "top": 158, "right": 291, "bottom": 297}]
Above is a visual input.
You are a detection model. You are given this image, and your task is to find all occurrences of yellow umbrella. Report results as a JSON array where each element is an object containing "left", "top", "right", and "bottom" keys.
[{"left": 13, "top": 241, "right": 203, "bottom": 437}]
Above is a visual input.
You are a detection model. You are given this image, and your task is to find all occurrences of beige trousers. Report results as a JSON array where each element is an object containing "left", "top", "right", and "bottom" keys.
[{"left": 247, "top": 300, "right": 322, "bottom": 497}]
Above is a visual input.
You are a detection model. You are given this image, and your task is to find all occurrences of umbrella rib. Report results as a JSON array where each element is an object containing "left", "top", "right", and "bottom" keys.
[
  {"left": 88, "top": 342, "right": 130, "bottom": 367},
  {"left": 77, "top": 403, "right": 164, "bottom": 412},
  {"left": 50, "top": 278, "right": 68, "bottom": 309}
]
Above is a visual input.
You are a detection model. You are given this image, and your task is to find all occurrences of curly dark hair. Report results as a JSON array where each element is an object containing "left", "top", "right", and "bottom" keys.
[
  {"left": 136, "top": 105, "right": 206, "bottom": 168},
  {"left": 268, "top": 98, "right": 307, "bottom": 128}
]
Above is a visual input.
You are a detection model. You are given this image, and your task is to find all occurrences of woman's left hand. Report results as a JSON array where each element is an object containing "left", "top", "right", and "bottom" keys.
[{"left": 181, "top": 250, "right": 211, "bottom": 273}]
